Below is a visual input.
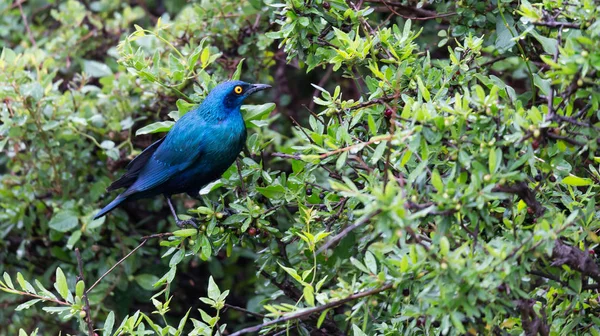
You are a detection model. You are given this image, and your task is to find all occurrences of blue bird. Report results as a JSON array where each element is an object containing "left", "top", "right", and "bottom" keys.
[{"left": 94, "top": 81, "right": 271, "bottom": 227}]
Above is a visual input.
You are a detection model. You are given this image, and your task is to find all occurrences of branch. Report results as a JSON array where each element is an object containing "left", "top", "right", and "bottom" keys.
[
  {"left": 0, "top": 288, "right": 70, "bottom": 307},
  {"left": 225, "top": 303, "right": 265, "bottom": 318},
  {"left": 75, "top": 248, "right": 95, "bottom": 336},
  {"left": 532, "top": 21, "right": 580, "bottom": 29},
  {"left": 272, "top": 134, "right": 396, "bottom": 162},
  {"left": 551, "top": 240, "right": 600, "bottom": 285},
  {"left": 86, "top": 232, "right": 174, "bottom": 294},
  {"left": 492, "top": 182, "right": 545, "bottom": 217},
  {"left": 260, "top": 271, "right": 302, "bottom": 300},
  {"left": 365, "top": 0, "right": 453, "bottom": 20},
  {"left": 229, "top": 283, "right": 393, "bottom": 336},
  {"left": 16, "top": 0, "right": 37, "bottom": 47},
  {"left": 546, "top": 132, "right": 585, "bottom": 147},
  {"left": 317, "top": 210, "right": 381, "bottom": 254},
  {"left": 518, "top": 299, "right": 549, "bottom": 336}
]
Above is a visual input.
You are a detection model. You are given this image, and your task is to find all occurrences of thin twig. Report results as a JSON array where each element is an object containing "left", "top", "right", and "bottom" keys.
[
  {"left": 236, "top": 157, "right": 247, "bottom": 196},
  {"left": 75, "top": 248, "right": 95, "bottom": 336},
  {"left": 86, "top": 232, "right": 174, "bottom": 294},
  {"left": 532, "top": 21, "right": 580, "bottom": 29},
  {"left": 16, "top": 0, "right": 37, "bottom": 47},
  {"left": 229, "top": 283, "right": 393, "bottom": 336},
  {"left": 225, "top": 303, "right": 265, "bottom": 318},
  {"left": 0, "top": 289, "right": 70, "bottom": 306},
  {"left": 317, "top": 210, "right": 382, "bottom": 254}
]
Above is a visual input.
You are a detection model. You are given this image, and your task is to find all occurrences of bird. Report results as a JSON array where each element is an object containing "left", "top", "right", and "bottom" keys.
[{"left": 93, "top": 80, "right": 271, "bottom": 227}]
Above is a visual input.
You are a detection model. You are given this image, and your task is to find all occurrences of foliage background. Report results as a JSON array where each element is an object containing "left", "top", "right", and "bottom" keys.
[{"left": 1, "top": 0, "right": 600, "bottom": 335}]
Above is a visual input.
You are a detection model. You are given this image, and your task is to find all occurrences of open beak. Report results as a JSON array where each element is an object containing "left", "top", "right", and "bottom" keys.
[{"left": 248, "top": 83, "right": 271, "bottom": 95}]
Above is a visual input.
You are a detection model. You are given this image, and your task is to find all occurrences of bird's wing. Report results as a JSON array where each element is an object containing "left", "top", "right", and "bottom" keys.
[
  {"left": 122, "top": 114, "right": 207, "bottom": 195},
  {"left": 106, "top": 137, "right": 166, "bottom": 192}
]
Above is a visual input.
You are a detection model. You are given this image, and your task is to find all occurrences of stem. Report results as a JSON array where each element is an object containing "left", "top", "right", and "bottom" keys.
[
  {"left": 229, "top": 283, "right": 393, "bottom": 336},
  {"left": 498, "top": 4, "right": 536, "bottom": 104},
  {"left": 75, "top": 248, "right": 95, "bottom": 336},
  {"left": 86, "top": 232, "right": 174, "bottom": 295}
]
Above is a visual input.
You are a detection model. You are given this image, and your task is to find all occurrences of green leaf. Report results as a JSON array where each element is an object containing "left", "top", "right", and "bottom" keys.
[
  {"left": 54, "top": 268, "right": 70, "bottom": 301},
  {"left": 352, "top": 324, "right": 368, "bottom": 336},
  {"left": 431, "top": 169, "right": 443, "bottom": 191},
  {"left": 16, "top": 273, "right": 36, "bottom": 293},
  {"left": 200, "top": 47, "right": 210, "bottom": 67},
  {"left": 135, "top": 274, "right": 160, "bottom": 291},
  {"left": 278, "top": 263, "right": 302, "bottom": 283},
  {"left": 207, "top": 276, "right": 220, "bottom": 301},
  {"left": 317, "top": 309, "right": 329, "bottom": 328},
  {"left": 416, "top": 76, "right": 430, "bottom": 102},
  {"left": 562, "top": 175, "right": 593, "bottom": 186},
  {"left": 83, "top": 60, "right": 113, "bottom": 77},
  {"left": 364, "top": 251, "right": 377, "bottom": 274},
  {"left": 200, "top": 235, "right": 212, "bottom": 261},
  {"left": 440, "top": 236, "right": 450, "bottom": 256},
  {"left": 303, "top": 285, "right": 315, "bottom": 306},
  {"left": 135, "top": 121, "right": 175, "bottom": 136},
  {"left": 3, "top": 273, "right": 14, "bottom": 290},
  {"left": 169, "top": 249, "right": 185, "bottom": 267},
  {"left": 173, "top": 229, "right": 199, "bottom": 237},
  {"left": 232, "top": 59, "right": 245, "bottom": 80},
  {"left": 103, "top": 311, "right": 115, "bottom": 336},
  {"left": 49, "top": 210, "right": 79, "bottom": 232},
  {"left": 76, "top": 280, "right": 85, "bottom": 298},
  {"left": 15, "top": 299, "right": 41, "bottom": 311},
  {"left": 241, "top": 103, "right": 276, "bottom": 124}
]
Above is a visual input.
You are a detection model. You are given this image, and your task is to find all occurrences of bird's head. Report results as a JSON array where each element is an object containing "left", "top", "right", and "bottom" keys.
[{"left": 206, "top": 80, "right": 271, "bottom": 110}]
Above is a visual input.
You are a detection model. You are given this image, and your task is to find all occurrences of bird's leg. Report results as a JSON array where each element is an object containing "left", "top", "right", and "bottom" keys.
[{"left": 166, "top": 196, "right": 198, "bottom": 229}]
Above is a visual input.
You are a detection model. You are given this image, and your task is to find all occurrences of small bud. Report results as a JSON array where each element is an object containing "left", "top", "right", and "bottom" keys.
[
  {"left": 483, "top": 174, "right": 491, "bottom": 182},
  {"left": 79, "top": 310, "right": 87, "bottom": 319},
  {"left": 532, "top": 139, "right": 540, "bottom": 150},
  {"left": 527, "top": 207, "right": 534, "bottom": 215},
  {"left": 215, "top": 212, "right": 224, "bottom": 219},
  {"left": 533, "top": 129, "right": 541, "bottom": 138},
  {"left": 402, "top": 288, "right": 410, "bottom": 296},
  {"left": 534, "top": 174, "right": 542, "bottom": 181},
  {"left": 549, "top": 175, "right": 556, "bottom": 182},
  {"left": 384, "top": 109, "right": 393, "bottom": 118},
  {"left": 322, "top": 1, "right": 330, "bottom": 9},
  {"left": 319, "top": 192, "right": 325, "bottom": 199},
  {"left": 306, "top": 188, "right": 313, "bottom": 196},
  {"left": 248, "top": 227, "right": 257, "bottom": 236}
]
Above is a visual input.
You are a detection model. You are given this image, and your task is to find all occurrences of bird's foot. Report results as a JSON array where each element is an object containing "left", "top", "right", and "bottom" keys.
[{"left": 176, "top": 218, "right": 199, "bottom": 229}]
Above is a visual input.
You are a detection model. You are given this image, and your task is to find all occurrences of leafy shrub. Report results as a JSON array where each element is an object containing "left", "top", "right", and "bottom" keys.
[{"left": 1, "top": 0, "right": 599, "bottom": 335}]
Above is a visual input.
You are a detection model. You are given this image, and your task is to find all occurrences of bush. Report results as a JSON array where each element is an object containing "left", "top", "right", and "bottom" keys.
[{"left": 1, "top": 0, "right": 599, "bottom": 335}]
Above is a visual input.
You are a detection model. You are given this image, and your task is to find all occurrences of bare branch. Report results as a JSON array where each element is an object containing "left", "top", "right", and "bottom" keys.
[
  {"left": 86, "top": 232, "right": 174, "bottom": 294},
  {"left": 317, "top": 210, "right": 381, "bottom": 254},
  {"left": 75, "top": 248, "right": 95, "bottom": 336},
  {"left": 229, "top": 283, "right": 393, "bottom": 336}
]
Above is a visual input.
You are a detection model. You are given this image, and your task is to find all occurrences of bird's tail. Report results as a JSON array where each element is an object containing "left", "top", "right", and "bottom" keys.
[{"left": 93, "top": 194, "right": 127, "bottom": 220}]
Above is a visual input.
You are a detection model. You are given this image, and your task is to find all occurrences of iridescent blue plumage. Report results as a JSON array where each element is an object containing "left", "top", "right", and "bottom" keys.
[{"left": 94, "top": 81, "right": 270, "bottom": 226}]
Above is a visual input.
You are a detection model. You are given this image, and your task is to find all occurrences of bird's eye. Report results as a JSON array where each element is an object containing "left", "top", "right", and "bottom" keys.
[{"left": 234, "top": 86, "right": 243, "bottom": 94}]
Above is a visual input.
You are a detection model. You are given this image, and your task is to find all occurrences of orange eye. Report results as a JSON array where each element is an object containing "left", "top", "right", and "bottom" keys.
[{"left": 234, "top": 86, "right": 243, "bottom": 94}]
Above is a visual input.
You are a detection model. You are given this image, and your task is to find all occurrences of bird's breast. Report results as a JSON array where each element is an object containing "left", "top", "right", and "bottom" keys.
[{"left": 204, "top": 117, "right": 246, "bottom": 163}]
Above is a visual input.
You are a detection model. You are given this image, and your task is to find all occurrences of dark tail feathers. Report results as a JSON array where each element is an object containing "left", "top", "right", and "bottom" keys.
[{"left": 93, "top": 195, "right": 127, "bottom": 219}]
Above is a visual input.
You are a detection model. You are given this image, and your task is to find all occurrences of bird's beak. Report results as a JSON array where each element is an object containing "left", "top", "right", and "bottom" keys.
[{"left": 248, "top": 83, "right": 271, "bottom": 95}]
